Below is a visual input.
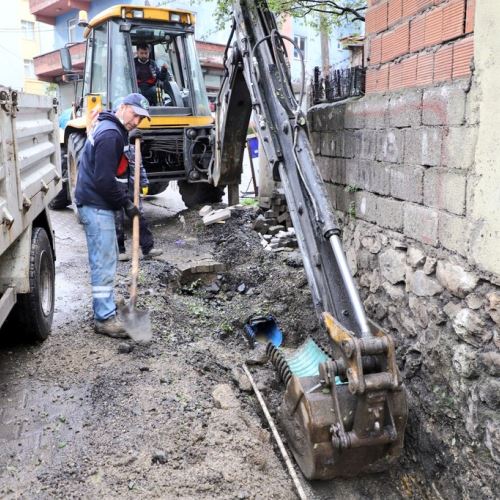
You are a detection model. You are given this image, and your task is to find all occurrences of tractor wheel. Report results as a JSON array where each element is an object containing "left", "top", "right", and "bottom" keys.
[
  {"left": 49, "top": 151, "right": 71, "bottom": 209},
  {"left": 178, "top": 181, "right": 225, "bottom": 208},
  {"left": 66, "top": 132, "right": 86, "bottom": 205},
  {"left": 148, "top": 182, "right": 169, "bottom": 196}
]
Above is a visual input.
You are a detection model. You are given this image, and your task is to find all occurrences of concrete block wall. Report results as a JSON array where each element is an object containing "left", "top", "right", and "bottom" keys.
[
  {"left": 307, "top": 3, "right": 499, "bottom": 497},
  {"left": 309, "top": 81, "right": 478, "bottom": 258},
  {"left": 365, "top": 0, "right": 475, "bottom": 93}
]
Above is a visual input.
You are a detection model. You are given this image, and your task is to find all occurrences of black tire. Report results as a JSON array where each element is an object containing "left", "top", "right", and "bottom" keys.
[
  {"left": 11, "top": 228, "right": 55, "bottom": 341},
  {"left": 148, "top": 182, "right": 169, "bottom": 196},
  {"left": 67, "top": 132, "right": 86, "bottom": 204},
  {"left": 49, "top": 150, "right": 71, "bottom": 209},
  {"left": 178, "top": 181, "right": 225, "bottom": 208}
]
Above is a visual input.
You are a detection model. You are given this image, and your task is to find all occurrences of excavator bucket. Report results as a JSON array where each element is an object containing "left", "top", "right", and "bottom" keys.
[{"left": 267, "top": 316, "right": 408, "bottom": 479}]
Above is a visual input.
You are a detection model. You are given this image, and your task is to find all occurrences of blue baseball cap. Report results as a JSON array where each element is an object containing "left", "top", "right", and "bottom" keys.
[{"left": 121, "top": 93, "right": 151, "bottom": 120}]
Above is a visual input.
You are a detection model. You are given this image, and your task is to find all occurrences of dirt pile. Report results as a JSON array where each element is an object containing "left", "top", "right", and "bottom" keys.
[{"left": 0, "top": 203, "right": 443, "bottom": 499}]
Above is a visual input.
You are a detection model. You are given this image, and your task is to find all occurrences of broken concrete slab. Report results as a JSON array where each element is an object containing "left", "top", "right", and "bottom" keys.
[
  {"left": 268, "top": 225, "right": 286, "bottom": 236},
  {"left": 203, "top": 208, "right": 231, "bottom": 225},
  {"left": 198, "top": 205, "right": 213, "bottom": 217},
  {"left": 177, "top": 258, "right": 225, "bottom": 282}
]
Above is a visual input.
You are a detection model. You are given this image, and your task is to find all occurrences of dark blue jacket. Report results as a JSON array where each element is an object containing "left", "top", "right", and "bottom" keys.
[
  {"left": 75, "top": 111, "right": 130, "bottom": 210},
  {"left": 134, "top": 58, "right": 169, "bottom": 89}
]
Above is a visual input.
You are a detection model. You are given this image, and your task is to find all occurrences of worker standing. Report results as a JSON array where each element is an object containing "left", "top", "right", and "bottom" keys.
[{"left": 75, "top": 93, "right": 150, "bottom": 338}]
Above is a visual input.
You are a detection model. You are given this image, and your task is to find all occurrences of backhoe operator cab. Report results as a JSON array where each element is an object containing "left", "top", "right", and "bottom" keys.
[{"left": 53, "top": 5, "right": 226, "bottom": 210}]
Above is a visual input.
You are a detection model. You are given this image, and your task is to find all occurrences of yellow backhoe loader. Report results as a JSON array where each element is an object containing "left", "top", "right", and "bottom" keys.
[{"left": 53, "top": 4, "right": 228, "bottom": 209}]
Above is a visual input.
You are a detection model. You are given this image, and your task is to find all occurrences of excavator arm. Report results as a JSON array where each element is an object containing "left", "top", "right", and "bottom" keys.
[{"left": 213, "top": 0, "right": 407, "bottom": 480}]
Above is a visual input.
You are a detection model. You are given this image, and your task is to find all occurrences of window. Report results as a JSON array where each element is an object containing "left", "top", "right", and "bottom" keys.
[
  {"left": 88, "top": 24, "right": 109, "bottom": 104},
  {"left": 109, "top": 21, "right": 134, "bottom": 109},
  {"left": 68, "top": 18, "right": 77, "bottom": 43},
  {"left": 24, "top": 59, "right": 35, "bottom": 79},
  {"left": 293, "top": 35, "right": 306, "bottom": 60},
  {"left": 21, "top": 20, "right": 35, "bottom": 40}
]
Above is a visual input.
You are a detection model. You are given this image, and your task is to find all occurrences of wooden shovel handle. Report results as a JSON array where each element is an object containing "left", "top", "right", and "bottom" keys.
[{"left": 129, "top": 136, "right": 142, "bottom": 306}]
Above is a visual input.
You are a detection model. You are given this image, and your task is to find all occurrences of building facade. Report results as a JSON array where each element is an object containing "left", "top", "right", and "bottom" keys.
[
  {"left": 0, "top": 0, "right": 53, "bottom": 93},
  {"left": 29, "top": 0, "right": 357, "bottom": 107}
]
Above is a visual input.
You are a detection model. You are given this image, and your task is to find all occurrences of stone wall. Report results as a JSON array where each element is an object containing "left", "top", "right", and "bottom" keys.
[{"left": 307, "top": 4, "right": 499, "bottom": 496}]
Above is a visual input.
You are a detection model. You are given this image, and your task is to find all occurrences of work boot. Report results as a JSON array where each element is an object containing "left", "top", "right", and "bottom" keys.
[
  {"left": 142, "top": 248, "right": 163, "bottom": 260},
  {"left": 94, "top": 315, "right": 129, "bottom": 339}
]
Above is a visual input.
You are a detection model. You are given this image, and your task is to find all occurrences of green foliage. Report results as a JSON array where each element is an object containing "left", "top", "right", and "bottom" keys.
[
  {"left": 219, "top": 320, "right": 234, "bottom": 334},
  {"left": 241, "top": 197, "right": 259, "bottom": 206},
  {"left": 344, "top": 183, "right": 361, "bottom": 193},
  {"left": 347, "top": 200, "right": 356, "bottom": 218},
  {"left": 192, "top": 0, "right": 366, "bottom": 32}
]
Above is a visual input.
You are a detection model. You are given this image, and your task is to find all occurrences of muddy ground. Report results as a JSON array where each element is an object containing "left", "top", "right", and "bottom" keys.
[{"left": 0, "top": 192, "right": 432, "bottom": 499}]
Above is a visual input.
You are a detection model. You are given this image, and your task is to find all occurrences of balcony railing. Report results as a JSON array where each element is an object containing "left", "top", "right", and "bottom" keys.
[
  {"left": 310, "top": 65, "right": 366, "bottom": 105},
  {"left": 34, "top": 42, "right": 85, "bottom": 81}
]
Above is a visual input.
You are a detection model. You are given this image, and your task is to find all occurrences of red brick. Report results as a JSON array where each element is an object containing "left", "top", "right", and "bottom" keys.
[
  {"left": 382, "top": 22, "right": 410, "bottom": 62},
  {"left": 389, "top": 62, "right": 403, "bottom": 90},
  {"left": 381, "top": 30, "right": 395, "bottom": 63},
  {"left": 366, "top": 2, "right": 389, "bottom": 34},
  {"left": 416, "top": 51, "right": 434, "bottom": 86},
  {"left": 442, "top": 0, "right": 465, "bottom": 41},
  {"left": 366, "top": 68, "right": 378, "bottom": 93},
  {"left": 388, "top": 0, "right": 403, "bottom": 26},
  {"left": 377, "top": 65, "right": 390, "bottom": 91},
  {"left": 425, "top": 7, "right": 443, "bottom": 47},
  {"left": 434, "top": 44, "right": 453, "bottom": 82},
  {"left": 465, "top": 0, "right": 475, "bottom": 33},
  {"left": 416, "top": 0, "right": 434, "bottom": 9},
  {"left": 410, "top": 15, "right": 426, "bottom": 52},
  {"left": 403, "top": 0, "right": 419, "bottom": 17},
  {"left": 453, "top": 36, "right": 474, "bottom": 78},
  {"left": 370, "top": 35, "right": 383, "bottom": 65},
  {"left": 396, "top": 22, "right": 410, "bottom": 56},
  {"left": 366, "top": 65, "right": 391, "bottom": 94},
  {"left": 401, "top": 55, "right": 418, "bottom": 87}
]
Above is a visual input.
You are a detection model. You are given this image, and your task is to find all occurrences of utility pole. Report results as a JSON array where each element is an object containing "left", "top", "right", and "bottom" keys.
[{"left": 319, "top": 11, "right": 330, "bottom": 77}]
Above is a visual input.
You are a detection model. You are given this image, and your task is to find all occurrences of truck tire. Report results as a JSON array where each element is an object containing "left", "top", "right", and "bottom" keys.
[
  {"left": 178, "top": 181, "right": 225, "bottom": 208},
  {"left": 13, "top": 227, "right": 55, "bottom": 341},
  {"left": 67, "top": 132, "right": 86, "bottom": 204},
  {"left": 148, "top": 182, "right": 169, "bottom": 195},
  {"left": 49, "top": 151, "right": 71, "bottom": 209}
]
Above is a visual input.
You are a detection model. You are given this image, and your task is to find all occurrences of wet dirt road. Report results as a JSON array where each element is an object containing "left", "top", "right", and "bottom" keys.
[{"left": 0, "top": 193, "right": 424, "bottom": 499}]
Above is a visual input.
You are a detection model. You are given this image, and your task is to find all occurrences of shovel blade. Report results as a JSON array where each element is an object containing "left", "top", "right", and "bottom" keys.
[{"left": 120, "top": 303, "right": 152, "bottom": 342}]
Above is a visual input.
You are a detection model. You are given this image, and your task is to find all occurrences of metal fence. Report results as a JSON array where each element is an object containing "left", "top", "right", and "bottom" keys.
[{"left": 310, "top": 65, "right": 365, "bottom": 105}]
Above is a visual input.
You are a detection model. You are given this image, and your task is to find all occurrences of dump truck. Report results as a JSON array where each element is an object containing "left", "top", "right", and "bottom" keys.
[
  {"left": 0, "top": 87, "right": 60, "bottom": 340},
  {"left": 55, "top": 1, "right": 407, "bottom": 480}
]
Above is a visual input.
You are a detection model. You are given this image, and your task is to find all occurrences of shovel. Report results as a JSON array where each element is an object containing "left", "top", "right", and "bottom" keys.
[{"left": 121, "top": 136, "right": 152, "bottom": 342}]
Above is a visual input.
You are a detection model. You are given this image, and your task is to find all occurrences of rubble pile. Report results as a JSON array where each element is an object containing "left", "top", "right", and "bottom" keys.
[{"left": 252, "top": 194, "right": 298, "bottom": 252}]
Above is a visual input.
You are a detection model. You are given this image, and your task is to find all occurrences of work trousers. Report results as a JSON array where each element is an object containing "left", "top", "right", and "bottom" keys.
[
  {"left": 114, "top": 195, "right": 154, "bottom": 255},
  {"left": 139, "top": 84, "right": 158, "bottom": 106},
  {"left": 78, "top": 205, "right": 118, "bottom": 321}
]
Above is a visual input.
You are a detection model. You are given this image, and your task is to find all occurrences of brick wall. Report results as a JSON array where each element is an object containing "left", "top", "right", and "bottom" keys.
[
  {"left": 306, "top": 2, "right": 499, "bottom": 496},
  {"left": 365, "top": 0, "right": 475, "bottom": 93}
]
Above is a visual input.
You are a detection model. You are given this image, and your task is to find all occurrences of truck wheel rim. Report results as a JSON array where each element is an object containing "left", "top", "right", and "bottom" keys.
[{"left": 39, "top": 249, "right": 53, "bottom": 316}]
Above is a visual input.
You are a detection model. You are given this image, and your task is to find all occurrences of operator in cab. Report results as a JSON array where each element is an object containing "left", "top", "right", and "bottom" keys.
[{"left": 134, "top": 44, "right": 170, "bottom": 106}]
